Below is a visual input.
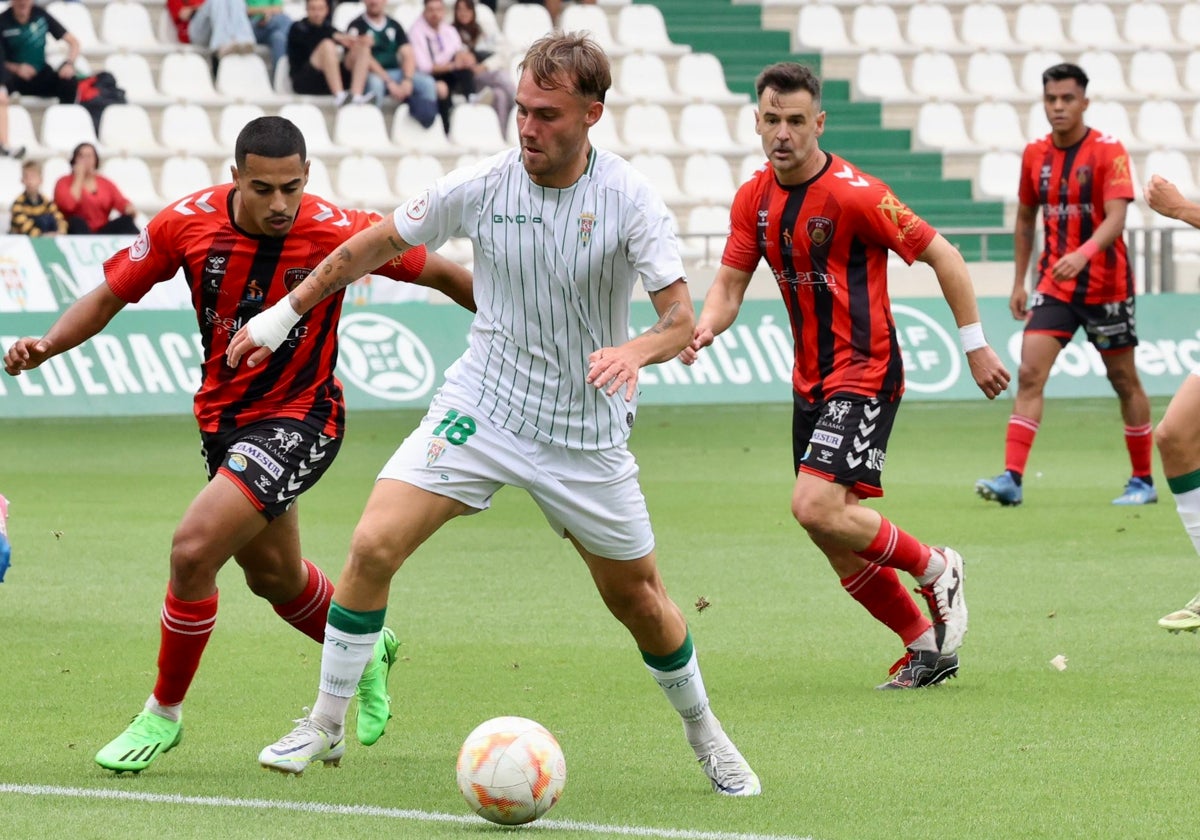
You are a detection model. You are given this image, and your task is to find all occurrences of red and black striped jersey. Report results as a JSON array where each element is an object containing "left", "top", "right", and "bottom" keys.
[
  {"left": 1019, "top": 128, "right": 1135, "bottom": 304},
  {"left": 722, "top": 153, "right": 936, "bottom": 403},
  {"left": 104, "top": 184, "right": 428, "bottom": 435}
]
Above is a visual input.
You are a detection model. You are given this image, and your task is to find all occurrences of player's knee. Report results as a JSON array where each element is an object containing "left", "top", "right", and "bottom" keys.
[{"left": 347, "top": 526, "right": 403, "bottom": 580}]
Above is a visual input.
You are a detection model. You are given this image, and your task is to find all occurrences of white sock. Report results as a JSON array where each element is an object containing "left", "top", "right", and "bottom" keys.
[
  {"left": 916, "top": 549, "right": 947, "bottom": 586},
  {"left": 1175, "top": 486, "right": 1200, "bottom": 557},
  {"left": 908, "top": 626, "right": 938, "bottom": 653},
  {"left": 310, "top": 625, "right": 378, "bottom": 734},
  {"left": 645, "top": 648, "right": 720, "bottom": 749},
  {"left": 145, "top": 695, "right": 181, "bottom": 722}
]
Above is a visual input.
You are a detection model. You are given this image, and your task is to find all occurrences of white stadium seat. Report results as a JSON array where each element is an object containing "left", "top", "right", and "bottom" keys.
[
  {"left": 45, "top": 2, "right": 102, "bottom": 52},
  {"left": 905, "top": 3, "right": 960, "bottom": 50},
  {"left": 302, "top": 157, "right": 339, "bottom": 203},
  {"left": 796, "top": 5, "right": 850, "bottom": 52},
  {"left": 682, "top": 153, "right": 736, "bottom": 203},
  {"left": 333, "top": 104, "right": 393, "bottom": 153},
  {"left": 1019, "top": 50, "right": 1065, "bottom": 96},
  {"left": 1082, "top": 101, "right": 1135, "bottom": 145},
  {"left": 674, "top": 53, "right": 746, "bottom": 106},
  {"left": 217, "top": 104, "right": 267, "bottom": 148},
  {"left": 1180, "top": 3, "right": 1200, "bottom": 46},
  {"left": 1129, "top": 49, "right": 1183, "bottom": 96},
  {"left": 676, "top": 103, "right": 742, "bottom": 154},
  {"left": 620, "top": 103, "right": 678, "bottom": 154},
  {"left": 910, "top": 51, "right": 966, "bottom": 100},
  {"left": 6, "top": 106, "right": 42, "bottom": 157},
  {"left": 629, "top": 152, "right": 692, "bottom": 206},
  {"left": 160, "top": 155, "right": 216, "bottom": 201},
  {"left": 914, "top": 101, "right": 974, "bottom": 151},
  {"left": 850, "top": 4, "right": 904, "bottom": 50},
  {"left": 160, "top": 103, "right": 222, "bottom": 156},
  {"left": 393, "top": 154, "right": 444, "bottom": 201},
  {"left": 735, "top": 103, "right": 759, "bottom": 149},
  {"left": 159, "top": 52, "right": 223, "bottom": 103},
  {"left": 617, "top": 53, "right": 684, "bottom": 105},
  {"left": 40, "top": 103, "right": 99, "bottom": 155},
  {"left": 1143, "top": 149, "right": 1199, "bottom": 198},
  {"left": 336, "top": 153, "right": 397, "bottom": 210},
  {"left": 1136, "top": 100, "right": 1190, "bottom": 148},
  {"left": 614, "top": 5, "right": 688, "bottom": 55},
  {"left": 856, "top": 52, "right": 917, "bottom": 102},
  {"left": 970, "top": 101, "right": 1027, "bottom": 152},
  {"left": 215, "top": 54, "right": 282, "bottom": 104},
  {"left": 332, "top": 2, "right": 365, "bottom": 32},
  {"left": 502, "top": 3, "right": 553, "bottom": 51},
  {"left": 98, "top": 104, "right": 161, "bottom": 156},
  {"left": 961, "top": 3, "right": 1017, "bottom": 50},
  {"left": 589, "top": 107, "right": 631, "bottom": 156},
  {"left": 965, "top": 51, "right": 1022, "bottom": 99},
  {"left": 1013, "top": 3, "right": 1069, "bottom": 50},
  {"left": 391, "top": 107, "right": 455, "bottom": 154},
  {"left": 105, "top": 52, "right": 165, "bottom": 104},
  {"left": 447, "top": 103, "right": 507, "bottom": 154},
  {"left": 101, "top": 2, "right": 162, "bottom": 50},
  {"left": 101, "top": 156, "right": 162, "bottom": 212},
  {"left": 976, "top": 150, "right": 1022, "bottom": 200},
  {"left": 280, "top": 102, "right": 346, "bottom": 156},
  {"left": 1068, "top": 3, "right": 1122, "bottom": 50},
  {"left": 1077, "top": 50, "right": 1129, "bottom": 97},
  {"left": 1123, "top": 2, "right": 1176, "bottom": 49},
  {"left": 559, "top": 4, "right": 623, "bottom": 55}
]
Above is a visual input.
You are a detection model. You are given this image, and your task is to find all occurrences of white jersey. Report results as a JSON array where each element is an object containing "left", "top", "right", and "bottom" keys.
[{"left": 394, "top": 146, "right": 685, "bottom": 450}]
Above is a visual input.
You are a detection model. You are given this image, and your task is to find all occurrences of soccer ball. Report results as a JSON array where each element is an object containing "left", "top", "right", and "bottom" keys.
[{"left": 456, "top": 716, "right": 567, "bottom": 825}]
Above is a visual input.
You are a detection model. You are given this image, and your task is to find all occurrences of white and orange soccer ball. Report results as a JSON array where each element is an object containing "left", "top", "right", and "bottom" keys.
[{"left": 455, "top": 716, "right": 567, "bottom": 825}]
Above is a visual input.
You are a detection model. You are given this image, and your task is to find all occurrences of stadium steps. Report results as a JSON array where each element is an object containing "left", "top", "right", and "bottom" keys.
[{"left": 643, "top": 0, "right": 1005, "bottom": 260}]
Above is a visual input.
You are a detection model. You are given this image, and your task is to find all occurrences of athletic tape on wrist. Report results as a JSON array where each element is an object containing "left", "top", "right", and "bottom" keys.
[
  {"left": 248, "top": 298, "right": 302, "bottom": 351},
  {"left": 958, "top": 322, "right": 987, "bottom": 353}
]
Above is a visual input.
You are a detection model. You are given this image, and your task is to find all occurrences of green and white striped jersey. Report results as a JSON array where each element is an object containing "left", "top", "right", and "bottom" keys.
[{"left": 394, "top": 147, "right": 686, "bottom": 450}]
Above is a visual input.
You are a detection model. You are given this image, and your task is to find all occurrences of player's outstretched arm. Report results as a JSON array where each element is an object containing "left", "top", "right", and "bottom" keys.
[
  {"left": 3, "top": 284, "right": 126, "bottom": 376},
  {"left": 1146, "top": 175, "right": 1200, "bottom": 229},
  {"left": 226, "top": 215, "right": 415, "bottom": 368},
  {"left": 680, "top": 264, "right": 753, "bottom": 366},
  {"left": 587, "top": 279, "right": 693, "bottom": 400},
  {"left": 918, "top": 233, "right": 1011, "bottom": 400},
  {"left": 412, "top": 252, "right": 476, "bottom": 313}
]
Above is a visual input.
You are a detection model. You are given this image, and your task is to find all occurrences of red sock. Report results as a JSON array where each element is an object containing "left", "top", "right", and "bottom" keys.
[
  {"left": 153, "top": 586, "right": 218, "bottom": 706},
  {"left": 1124, "top": 424, "right": 1153, "bottom": 478},
  {"left": 856, "top": 516, "right": 933, "bottom": 577},
  {"left": 1004, "top": 415, "right": 1040, "bottom": 477},
  {"left": 841, "top": 564, "right": 931, "bottom": 646},
  {"left": 273, "top": 558, "right": 333, "bottom": 644}
]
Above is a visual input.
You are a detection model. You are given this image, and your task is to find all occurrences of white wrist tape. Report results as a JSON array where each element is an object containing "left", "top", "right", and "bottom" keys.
[
  {"left": 248, "top": 297, "right": 302, "bottom": 352},
  {"left": 958, "top": 322, "right": 987, "bottom": 353}
]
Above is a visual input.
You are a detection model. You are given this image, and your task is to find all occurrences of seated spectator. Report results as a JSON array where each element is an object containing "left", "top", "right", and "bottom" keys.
[
  {"left": 407, "top": 0, "right": 476, "bottom": 134},
  {"left": 54, "top": 143, "right": 139, "bottom": 235},
  {"left": 453, "top": 0, "right": 514, "bottom": 135},
  {"left": 10, "top": 160, "right": 66, "bottom": 236},
  {"left": 0, "top": 44, "right": 26, "bottom": 159},
  {"left": 0, "top": 0, "right": 81, "bottom": 105},
  {"left": 345, "top": 0, "right": 439, "bottom": 129},
  {"left": 287, "top": 0, "right": 372, "bottom": 106},
  {"left": 168, "top": 0, "right": 257, "bottom": 58},
  {"left": 247, "top": 0, "right": 294, "bottom": 76}
]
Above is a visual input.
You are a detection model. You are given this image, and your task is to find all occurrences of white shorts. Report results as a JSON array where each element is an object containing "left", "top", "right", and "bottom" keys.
[{"left": 377, "top": 390, "right": 655, "bottom": 560}]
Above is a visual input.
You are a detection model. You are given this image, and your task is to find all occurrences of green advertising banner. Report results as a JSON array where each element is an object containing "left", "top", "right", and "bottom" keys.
[
  {"left": 3, "top": 295, "right": 1198, "bottom": 418},
  {"left": 1, "top": 236, "right": 1197, "bottom": 417}
]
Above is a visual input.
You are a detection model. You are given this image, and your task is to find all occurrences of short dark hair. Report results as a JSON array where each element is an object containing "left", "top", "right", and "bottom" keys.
[
  {"left": 70, "top": 142, "right": 98, "bottom": 168},
  {"left": 755, "top": 62, "right": 821, "bottom": 107},
  {"left": 1042, "top": 63, "right": 1089, "bottom": 91},
  {"left": 234, "top": 116, "right": 307, "bottom": 169}
]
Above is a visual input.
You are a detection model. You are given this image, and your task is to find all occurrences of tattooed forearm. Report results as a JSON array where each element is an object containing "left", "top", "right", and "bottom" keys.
[
  {"left": 386, "top": 235, "right": 406, "bottom": 253},
  {"left": 646, "top": 301, "right": 680, "bottom": 335}
]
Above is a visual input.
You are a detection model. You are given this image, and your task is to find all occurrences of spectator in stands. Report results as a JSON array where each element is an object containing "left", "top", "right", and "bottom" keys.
[
  {"left": 345, "top": 0, "right": 439, "bottom": 129},
  {"left": 10, "top": 160, "right": 66, "bottom": 236},
  {"left": 54, "top": 143, "right": 139, "bottom": 235},
  {"left": 288, "top": 0, "right": 373, "bottom": 106},
  {"left": 408, "top": 0, "right": 477, "bottom": 134},
  {"left": 0, "top": 0, "right": 80, "bottom": 105},
  {"left": 168, "top": 0, "right": 258, "bottom": 58},
  {"left": 246, "top": 0, "right": 292, "bottom": 76},
  {"left": 0, "top": 44, "right": 26, "bottom": 159},
  {"left": 453, "top": 0, "right": 514, "bottom": 135}
]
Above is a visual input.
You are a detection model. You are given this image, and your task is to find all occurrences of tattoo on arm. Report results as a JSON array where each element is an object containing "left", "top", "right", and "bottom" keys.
[
  {"left": 646, "top": 300, "right": 680, "bottom": 335},
  {"left": 386, "top": 235, "right": 406, "bottom": 253}
]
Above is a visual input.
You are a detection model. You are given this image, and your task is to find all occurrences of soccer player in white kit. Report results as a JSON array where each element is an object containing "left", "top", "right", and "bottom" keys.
[{"left": 228, "top": 32, "right": 761, "bottom": 796}]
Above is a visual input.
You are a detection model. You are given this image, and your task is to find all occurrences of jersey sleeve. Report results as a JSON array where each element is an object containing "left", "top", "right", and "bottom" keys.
[
  {"left": 337, "top": 206, "right": 430, "bottom": 282},
  {"left": 720, "top": 178, "right": 762, "bottom": 273},
  {"left": 1017, "top": 142, "right": 1039, "bottom": 207},
  {"left": 625, "top": 178, "right": 685, "bottom": 292},
  {"left": 856, "top": 180, "right": 936, "bottom": 265},
  {"left": 102, "top": 210, "right": 184, "bottom": 304},
  {"left": 1098, "top": 140, "right": 1136, "bottom": 203}
]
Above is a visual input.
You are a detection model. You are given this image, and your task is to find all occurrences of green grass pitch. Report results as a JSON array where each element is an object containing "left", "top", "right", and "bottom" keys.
[{"left": 1, "top": 398, "right": 1194, "bottom": 839}]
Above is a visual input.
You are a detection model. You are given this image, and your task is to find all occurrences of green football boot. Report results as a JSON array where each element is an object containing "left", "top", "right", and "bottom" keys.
[
  {"left": 355, "top": 627, "right": 399, "bottom": 746},
  {"left": 95, "top": 710, "right": 183, "bottom": 773}
]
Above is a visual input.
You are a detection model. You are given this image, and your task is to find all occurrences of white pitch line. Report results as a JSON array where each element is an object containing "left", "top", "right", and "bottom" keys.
[{"left": 1, "top": 784, "right": 814, "bottom": 840}]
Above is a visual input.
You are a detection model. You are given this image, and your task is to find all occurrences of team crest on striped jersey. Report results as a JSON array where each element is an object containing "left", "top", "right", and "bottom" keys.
[
  {"left": 426, "top": 438, "right": 446, "bottom": 466},
  {"left": 805, "top": 216, "right": 833, "bottom": 247},
  {"left": 578, "top": 212, "right": 595, "bottom": 246},
  {"left": 1075, "top": 165, "right": 1091, "bottom": 186},
  {"left": 283, "top": 267, "right": 310, "bottom": 290}
]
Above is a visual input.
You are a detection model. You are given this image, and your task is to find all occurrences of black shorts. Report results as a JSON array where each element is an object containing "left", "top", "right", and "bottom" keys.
[
  {"left": 1026, "top": 292, "right": 1139, "bottom": 353},
  {"left": 291, "top": 61, "right": 350, "bottom": 95},
  {"left": 200, "top": 418, "right": 342, "bottom": 520},
  {"left": 793, "top": 392, "right": 900, "bottom": 499}
]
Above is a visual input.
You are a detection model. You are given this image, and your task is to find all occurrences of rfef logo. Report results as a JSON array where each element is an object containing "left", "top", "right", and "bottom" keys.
[{"left": 336, "top": 312, "right": 436, "bottom": 402}]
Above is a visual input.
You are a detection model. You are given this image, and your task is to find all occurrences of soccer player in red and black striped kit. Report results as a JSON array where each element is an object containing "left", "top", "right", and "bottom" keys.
[
  {"left": 976, "top": 62, "right": 1154, "bottom": 508},
  {"left": 682, "top": 62, "right": 1011, "bottom": 688},
  {"left": 2, "top": 116, "right": 475, "bottom": 772}
]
